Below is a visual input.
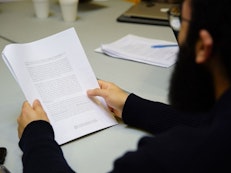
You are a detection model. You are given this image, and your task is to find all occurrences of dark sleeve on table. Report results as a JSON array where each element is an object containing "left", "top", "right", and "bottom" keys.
[
  {"left": 19, "top": 120, "right": 76, "bottom": 173},
  {"left": 109, "top": 126, "right": 194, "bottom": 173},
  {"left": 122, "top": 93, "right": 207, "bottom": 134}
]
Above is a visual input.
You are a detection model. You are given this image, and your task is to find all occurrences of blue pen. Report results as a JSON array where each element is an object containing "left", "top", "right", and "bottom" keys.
[{"left": 151, "top": 44, "right": 178, "bottom": 48}]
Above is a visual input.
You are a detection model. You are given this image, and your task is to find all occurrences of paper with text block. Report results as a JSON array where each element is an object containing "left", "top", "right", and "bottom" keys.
[
  {"left": 97, "top": 34, "right": 179, "bottom": 67},
  {"left": 2, "top": 28, "right": 117, "bottom": 145}
]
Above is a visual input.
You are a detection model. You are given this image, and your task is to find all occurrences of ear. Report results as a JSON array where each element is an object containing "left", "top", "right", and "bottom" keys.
[{"left": 195, "top": 29, "right": 213, "bottom": 64}]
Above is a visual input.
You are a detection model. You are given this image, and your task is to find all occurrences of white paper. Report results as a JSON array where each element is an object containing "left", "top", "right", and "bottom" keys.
[
  {"left": 97, "top": 34, "right": 179, "bottom": 68},
  {"left": 2, "top": 28, "right": 117, "bottom": 145},
  {"left": 0, "top": 0, "right": 22, "bottom": 2}
]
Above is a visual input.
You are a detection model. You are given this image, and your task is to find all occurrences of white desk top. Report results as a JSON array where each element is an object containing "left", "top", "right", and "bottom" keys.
[{"left": 0, "top": 0, "right": 176, "bottom": 172}]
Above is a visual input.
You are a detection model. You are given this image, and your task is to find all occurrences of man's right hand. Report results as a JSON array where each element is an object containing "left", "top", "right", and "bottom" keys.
[{"left": 17, "top": 100, "right": 49, "bottom": 139}]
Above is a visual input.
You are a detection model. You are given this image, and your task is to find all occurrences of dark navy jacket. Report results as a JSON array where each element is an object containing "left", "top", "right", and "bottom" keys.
[{"left": 19, "top": 89, "right": 231, "bottom": 172}]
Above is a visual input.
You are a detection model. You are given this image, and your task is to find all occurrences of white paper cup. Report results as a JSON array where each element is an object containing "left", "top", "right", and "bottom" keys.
[
  {"left": 59, "top": 0, "right": 79, "bottom": 22},
  {"left": 32, "top": 0, "right": 49, "bottom": 19}
]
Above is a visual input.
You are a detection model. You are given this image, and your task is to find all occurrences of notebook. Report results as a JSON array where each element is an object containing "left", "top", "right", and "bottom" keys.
[{"left": 117, "top": 1, "right": 179, "bottom": 26}]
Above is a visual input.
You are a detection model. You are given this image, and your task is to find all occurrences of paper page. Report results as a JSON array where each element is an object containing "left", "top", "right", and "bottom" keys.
[
  {"left": 2, "top": 28, "right": 117, "bottom": 145},
  {"left": 99, "top": 34, "right": 179, "bottom": 67}
]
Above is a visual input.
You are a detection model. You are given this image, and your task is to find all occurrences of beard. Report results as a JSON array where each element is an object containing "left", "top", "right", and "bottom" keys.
[{"left": 168, "top": 43, "right": 215, "bottom": 112}]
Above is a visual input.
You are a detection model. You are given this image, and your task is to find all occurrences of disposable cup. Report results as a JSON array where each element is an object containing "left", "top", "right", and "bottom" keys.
[
  {"left": 59, "top": 0, "right": 79, "bottom": 22},
  {"left": 32, "top": 0, "right": 49, "bottom": 19}
]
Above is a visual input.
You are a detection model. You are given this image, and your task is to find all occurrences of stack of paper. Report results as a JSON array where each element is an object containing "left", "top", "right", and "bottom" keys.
[
  {"left": 96, "top": 34, "right": 179, "bottom": 68},
  {"left": 2, "top": 28, "right": 118, "bottom": 145}
]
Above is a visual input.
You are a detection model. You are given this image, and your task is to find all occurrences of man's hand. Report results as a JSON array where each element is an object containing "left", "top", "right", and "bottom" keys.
[
  {"left": 87, "top": 80, "right": 129, "bottom": 118},
  {"left": 17, "top": 100, "right": 49, "bottom": 139}
]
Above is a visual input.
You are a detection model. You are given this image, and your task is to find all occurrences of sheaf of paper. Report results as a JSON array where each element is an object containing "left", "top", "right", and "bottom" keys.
[
  {"left": 2, "top": 28, "right": 117, "bottom": 145},
  {"left": 0, "top": 0, "right": 22, "bottom": 2},
  {"left": 97, "top": 34, "right": 179, "bottom": 68}
]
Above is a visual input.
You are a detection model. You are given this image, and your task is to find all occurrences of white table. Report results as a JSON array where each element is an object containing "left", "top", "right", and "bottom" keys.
[{"left": 0, "top": 0, "right": 176, "bottom": 172}]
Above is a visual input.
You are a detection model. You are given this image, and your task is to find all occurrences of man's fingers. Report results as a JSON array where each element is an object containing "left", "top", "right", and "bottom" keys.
[
  {"left": 33, "top": 99, "right": 49, "bottom": 121},
  {"left": 87, "top": 88, "right": 105, "bottom": 97},
  {"left": 21, "top": 101, "right": 32, "bottom": 115},
  {"left": 33, "top": 99, "right": 43, "bottom": 112}
]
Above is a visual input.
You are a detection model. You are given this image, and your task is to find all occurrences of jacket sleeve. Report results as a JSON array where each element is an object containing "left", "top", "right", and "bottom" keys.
[
  {"left": 122, "top": 93, "right": 206, "bottom": 134},
  {"left": 19, "top": 120, "right": 75, "bottom": 173}
]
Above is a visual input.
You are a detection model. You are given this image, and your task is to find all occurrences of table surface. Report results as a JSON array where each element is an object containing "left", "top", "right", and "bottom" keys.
[{"left": 0, "top": 0, "right": 176, "bottom": 172}]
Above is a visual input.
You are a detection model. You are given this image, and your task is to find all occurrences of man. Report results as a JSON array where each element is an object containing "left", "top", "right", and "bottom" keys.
[{"left": 17, "top": 0, "right": 231, "bottom": 172}]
